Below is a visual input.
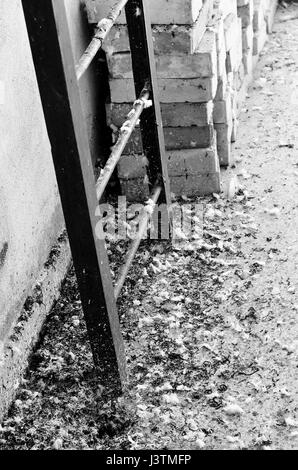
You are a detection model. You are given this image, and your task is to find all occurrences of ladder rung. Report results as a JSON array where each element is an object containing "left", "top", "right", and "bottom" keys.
[
  {"left": 96, "top": 89, "right": 150, "bottom": 201},
  {"left": 76, "top": 0, "right": 129, "bottom": 80},
  {"left": 114, "top": 184, "right": 162, "bottom": 300}
]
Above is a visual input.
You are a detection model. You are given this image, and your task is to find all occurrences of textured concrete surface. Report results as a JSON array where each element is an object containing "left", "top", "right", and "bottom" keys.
[
  {"left": 0, "top": 0, "right": 64, "bottom": 344},
  {"left": 0, "top": 236, "right": 70, "bottom": 422},
  {"left": 0, "top": 0, "right": 98, "bottom": 415}
]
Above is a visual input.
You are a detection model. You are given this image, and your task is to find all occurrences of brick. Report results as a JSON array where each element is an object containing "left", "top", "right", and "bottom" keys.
[
  {"left": 194, "top": 29, "right": 218, "bottom": 77},
  {"left": 118, "top": 154, "right": 148, "bottom": 180},
  {"left": 167, "top": 147, "right": 220, "bottom": 175},
  {"left": 225, "top": 18, "right": 242, "bottom": 72},
  {"left": 242, "top": 50, "right": 253, "bottom": 75},
  {"left": 215, "top": 73, "right": 228, "bottom": 101},
  {"left": 253, "top": 0, "right": 266, "bottom": 33},
  {"left": 230, "top": 91, "right": 238, "bottom": 142},
  {"left": 242, "top": 24, "right": 253, "bottom": 52},
  {"left": 213, "top": 0, "right": 237, "bottom": 19},
  {"left": 237, "top": 1, "right": 253, "bottom": 29},
  {"left": 85, "top": 0, "right": 204, "bottom": 25},
  {"left": 118, "top": 146, "right": 221, "bottom": 199},
  {"left": 119, "top": 178, "right": 149, "bottom": 202},
  {"left": 109, "top": 76, "right": 218, "bottom": 103},
  {"left": 215, "top": 123, "right": 233, "bottom": 166},
  {"left": 170, "top": 173, "right": 221, "bottom": 197},
  {"left": 217, "top": 39, "right": 227, "bottom": 78},
  {"left": 207, "top": 15, "right": 226, "bottom": 78},
  {"left": 119, "top": 171, "right": 221, "bottom": 201},
  {"left": 118, "top": 147, "right": 219, "bottom": 179},
  {"left": 161, "top": 102, "right": 214, "bottom": 127},
  {"left": 103, "top": 1, "right": 214, "bottom": 55},
  {"left": 235, "top": 74, "right": 251, "bottom": 117},
  {"left": 265, "top": 0, "right": 278, "bottom": 34},
  {"left": 234, "top": 62, "right": 246, "bottom": 91},
  {"left": 231, "top": 118, "right": 238, "bottom": 142},
  {"left": 253, "top": 24, "right": 267, "bottom": 56},
  {"left": 107, "top": 28, "right": 217, "bottom": 79},
  {"left": 129, "top": 127, "right": 214, "bottom": 154},
  {"left": 224, "top": 14, "right": 238, "bottom": 51},
  {"left": 213, "top": 92, "right": 232, "bottom": 124},
  {"left": 226, "top": 71, "right": 234, "bottom": 88},
  {"left": 107, "top": 102, "right": 213, "bottom": 128},
  {"left": 122, "top": 126, "right": 215, "bottom": 154},
  {"left": 208, "top": 13, "right": 224, "bottom": 48}
]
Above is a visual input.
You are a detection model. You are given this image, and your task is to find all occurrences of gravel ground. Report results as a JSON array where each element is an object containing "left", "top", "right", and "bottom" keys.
[{"left": 1, "top": 4, "right": 298, "bottom": 451}]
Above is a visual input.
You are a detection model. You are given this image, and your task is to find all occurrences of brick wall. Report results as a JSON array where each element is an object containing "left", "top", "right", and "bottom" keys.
[{"left": 85, "top": 0, "right": 278, "bottom": 199}]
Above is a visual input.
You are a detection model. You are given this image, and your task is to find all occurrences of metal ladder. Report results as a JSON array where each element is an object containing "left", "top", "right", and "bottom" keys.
[{"left": 21, "top": 0, "right": 172, "bottom": 395}]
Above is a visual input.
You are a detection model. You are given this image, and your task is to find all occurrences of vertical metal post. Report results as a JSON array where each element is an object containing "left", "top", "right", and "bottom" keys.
[
  {"left": 125, "top": 0, "right": 172, "bottom": 208},
  {"left": 21, "top": 0, "right": 126, "bottom": 395}
]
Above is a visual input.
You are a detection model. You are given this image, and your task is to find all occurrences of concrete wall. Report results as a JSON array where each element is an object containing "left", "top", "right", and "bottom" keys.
[
  {"left": 0, "top": 0, "right": 64, "bottom": 344},
  {"left": 0, "top": 0, "right": 100, "bottom": 418}
]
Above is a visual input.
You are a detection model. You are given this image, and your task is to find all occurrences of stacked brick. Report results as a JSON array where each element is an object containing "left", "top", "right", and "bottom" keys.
[
  {"left": 211, "top": 0, "right": 277, "bottom": 166},
  {"left": 85, "top": 0, "right": 278, "bottom": 199},
  {"left": 86, "top": 0, "right": 221, "bottom": 200},
  {"left": 253, "top": 0, "right": 278, "bottom": 61},
  {"left": 211, "top": 0, "right": 241, "bottom": 166}
]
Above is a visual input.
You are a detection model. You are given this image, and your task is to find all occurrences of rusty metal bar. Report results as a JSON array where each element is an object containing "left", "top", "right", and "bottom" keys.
[
  {"left": 96, "top": 88, "right": 150, "bottom": 201},
  {"left": 76, "top": 0, "right": 129, "bottom": 80},
  {"left": 125, "top": 0, "right": 172, "bottom": 209},
  {"left": 114, "top": 185, "right": 162, "bottom": 300}
]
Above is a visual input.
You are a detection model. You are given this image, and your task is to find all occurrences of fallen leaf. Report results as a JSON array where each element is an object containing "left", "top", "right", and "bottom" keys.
[{"left": 223, "top": 404, "right": 244, "bottom": 416}]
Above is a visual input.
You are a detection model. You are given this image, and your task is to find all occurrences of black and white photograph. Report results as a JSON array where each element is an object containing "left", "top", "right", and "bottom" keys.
[{"left": 0, "top": 0, "right": 297, "bottom": 456}]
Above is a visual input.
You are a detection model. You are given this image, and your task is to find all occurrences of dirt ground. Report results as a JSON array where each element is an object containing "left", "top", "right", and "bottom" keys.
[{"left": 1, "top": 4, "right": 298, "bottom": 451}]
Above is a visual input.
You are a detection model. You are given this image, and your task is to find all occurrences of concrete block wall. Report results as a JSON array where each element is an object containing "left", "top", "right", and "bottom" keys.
[{"left": 86, "top": 0, "right": 278, "bottom": 200}]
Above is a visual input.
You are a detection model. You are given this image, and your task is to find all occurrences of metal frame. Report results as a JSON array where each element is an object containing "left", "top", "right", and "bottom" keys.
[{"left": 22, "top": 0, "right": 171, "bottom": 393}]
